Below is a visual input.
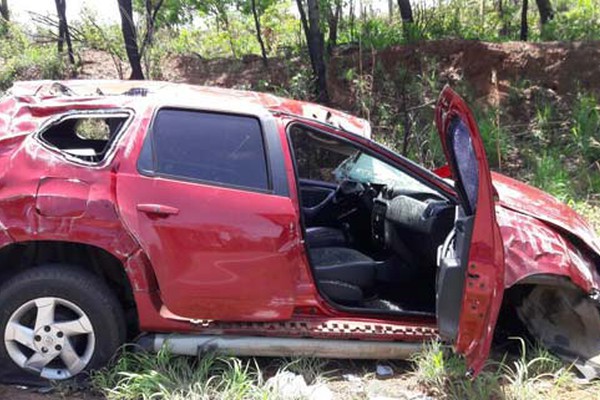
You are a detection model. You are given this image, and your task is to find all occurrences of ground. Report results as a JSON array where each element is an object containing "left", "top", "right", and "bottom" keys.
[{"left": 0, "top": 360, "right": 430, "bottom": 400}]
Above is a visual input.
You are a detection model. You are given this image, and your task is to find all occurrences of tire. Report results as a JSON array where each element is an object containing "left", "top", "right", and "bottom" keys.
[{"left": 0, "top": 264, "right": 126, "bottom": 381}]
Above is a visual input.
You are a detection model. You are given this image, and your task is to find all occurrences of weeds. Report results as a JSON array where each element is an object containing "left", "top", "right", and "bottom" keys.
[
  {"left": 530, "top": 151, "right": 572, "bottom": 201},
  {"left": 91, "top": 346, "right": 333, "bottom": 400},
  {"left": 92, "top": 346, "right": 266, "bottom": 400},
  {"left": 412, "top": 338, "right": 581, "bottom": 400},
  {"left": 570, "top": 93, "right": 600, "bottom": 164}
]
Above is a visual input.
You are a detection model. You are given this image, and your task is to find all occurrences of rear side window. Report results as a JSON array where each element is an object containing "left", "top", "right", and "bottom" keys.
[
  {"left": 39, "top": 113, "right": 130, "bottom": 163},
  {"left": 141, "top": 109, "right": 269, "bottom": 191}
]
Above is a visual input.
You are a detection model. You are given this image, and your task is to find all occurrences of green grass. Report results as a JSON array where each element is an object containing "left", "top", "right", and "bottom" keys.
[
  {"left": 89, "top": 339, "right": 600, "bottom": 400},
  {"left": 91, "top": 346, "right": 335, "bottom": 400},
  {"left": 91, "top": 347, "right": 269, "bottom": 400},
  {"left": 411, "top": 338, "right": 596, "bottom": 400}
]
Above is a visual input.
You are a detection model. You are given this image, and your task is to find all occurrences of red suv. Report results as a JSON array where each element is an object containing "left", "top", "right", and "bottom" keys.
[{"left": 1, "top": 81, "right": 599, "bottom": 382}]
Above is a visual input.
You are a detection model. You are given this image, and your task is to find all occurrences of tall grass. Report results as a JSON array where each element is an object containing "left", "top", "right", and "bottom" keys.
[
  {"left": 411, "top": 338, "right": 581, "bottom": 400},
  {"left": 91, "top": 346, "right": 272, "bottom": 400}
]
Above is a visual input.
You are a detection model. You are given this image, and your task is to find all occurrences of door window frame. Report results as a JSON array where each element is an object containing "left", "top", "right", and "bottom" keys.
[
  {"left": 286, "top": 121, "right": 456, "bottom": 202},
  {"left": 137, "top": 106, "right": 289, "bottom": 196}
]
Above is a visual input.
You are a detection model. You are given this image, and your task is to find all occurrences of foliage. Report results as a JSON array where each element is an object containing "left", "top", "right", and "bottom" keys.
[{"left": 0, "top": 23, "right": 65, "bottom": 91}]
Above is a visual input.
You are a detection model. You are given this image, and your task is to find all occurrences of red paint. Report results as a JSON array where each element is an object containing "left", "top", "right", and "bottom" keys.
[
  {"left": 434, "top": 86, "right": 505, "bottom": 375},
  {"left": 0, "top": 80, "right": 599, "bottom": 376}
]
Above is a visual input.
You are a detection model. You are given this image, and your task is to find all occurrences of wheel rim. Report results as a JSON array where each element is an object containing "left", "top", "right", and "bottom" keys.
[{"left": 4, "top": 297, "right": 95, "bottom": 380}]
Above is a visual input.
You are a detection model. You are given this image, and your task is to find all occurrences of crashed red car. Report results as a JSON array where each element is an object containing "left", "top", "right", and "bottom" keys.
[{"left": 1, "top": 80, "right": 599, "bottom": 382}]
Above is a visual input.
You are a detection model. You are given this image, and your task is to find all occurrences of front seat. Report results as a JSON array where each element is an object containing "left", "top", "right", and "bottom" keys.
[
  {"left": 305, "top": 227, "right": 347, "bottom": 248},
  {"left": 309, "top": 247, "right": 376, "bottom": 305}
]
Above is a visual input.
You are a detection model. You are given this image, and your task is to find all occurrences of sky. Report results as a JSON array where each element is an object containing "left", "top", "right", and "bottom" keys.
[
  {"left": 11, "top": 0, "right": 121, "bottom": 25},
  {"left": 10, "top": 0, "right": 395, "bottom": 26}
]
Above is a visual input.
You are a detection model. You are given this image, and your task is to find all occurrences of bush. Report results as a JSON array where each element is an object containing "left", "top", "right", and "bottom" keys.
[{"left": 0, "top": 24, "right": 65, "bottom": 91}]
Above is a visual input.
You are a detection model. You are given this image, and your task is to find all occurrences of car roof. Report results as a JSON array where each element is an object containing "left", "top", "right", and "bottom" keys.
[{"left": 9, "top": 80, "right": 371, "bottom": 138}]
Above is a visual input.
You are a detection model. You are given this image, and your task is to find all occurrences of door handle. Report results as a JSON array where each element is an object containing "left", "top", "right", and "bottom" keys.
[{"left": 136, "top": 203, "right": 180, "bottom": 216}]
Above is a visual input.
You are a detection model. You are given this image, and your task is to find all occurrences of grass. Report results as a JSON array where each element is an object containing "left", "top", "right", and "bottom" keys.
[
  {"left": 90, "top": 346, "right": 336, "bottom": 400},
  {"left": 91, "top": 346, "right": 269, "bottom": 400},
  {"left": 87, "top": 338, "right": 600, "bottom": 400},
  {"left": 411, "top": 338, "right": 600, "bottom": 400}
]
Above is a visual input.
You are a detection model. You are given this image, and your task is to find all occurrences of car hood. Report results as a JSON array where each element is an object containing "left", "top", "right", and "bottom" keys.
[{"left": 492, "top": 172, "right": 600, "bottom": 256}]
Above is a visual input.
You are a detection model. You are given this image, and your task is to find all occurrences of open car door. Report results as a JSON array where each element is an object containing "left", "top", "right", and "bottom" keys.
[{"left": 435, "top": 86, "right": 505, "bottom": 375}]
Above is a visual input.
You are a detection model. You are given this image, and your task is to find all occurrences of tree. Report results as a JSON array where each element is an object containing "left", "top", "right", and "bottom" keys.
[
  {"left": 54, "top": 0, "right": 75, "bottom": 65},
  {"left": 117, "top": 0, "right": 145, "bottom": 79},
  {"left": 497, "top": 0, "right": 509, "bottom": 36},
  {"left": 520, "top": 0, "right": 528, "bottom": 41},
  {"left": 535, "top": 0, "right": 554, "bottom": 25},
  {"left": 296, "top": 0, "right": 329, "bottom": 103},
  {"left": 326, "top": 0, "right": 342, "bottom": 55},
  {"left": 0, "top": 0, "right": 8, "bottom": 22},
  {"left": 397, "top": 0, "right": 414, "bottom": 40},
  {"left": 140, "top": 0, "right": 165, "bottom": 56},
  {"left": 250, "top": 0, "right": 268, "bottom": 66}
]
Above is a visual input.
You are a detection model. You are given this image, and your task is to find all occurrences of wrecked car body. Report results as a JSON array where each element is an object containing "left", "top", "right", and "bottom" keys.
[{"left": 0, "top": 80, "right": 599, "bottom": 383}]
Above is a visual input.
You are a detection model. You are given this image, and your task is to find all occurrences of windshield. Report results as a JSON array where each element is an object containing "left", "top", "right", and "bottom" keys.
[
  {"left": 289, "top": 125, "right": 441, "bottom": 195},
  {"left": 334, "top": 152, "right": 438, "bottom": 194}
]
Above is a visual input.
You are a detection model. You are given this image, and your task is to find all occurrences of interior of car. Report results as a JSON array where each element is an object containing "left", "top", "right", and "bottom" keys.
[
  {"left": 289, "top": 124, "right": 457, "bottom": 316},
  {"left": 39, "top": 114, "right": 129, "bottom": 163}
]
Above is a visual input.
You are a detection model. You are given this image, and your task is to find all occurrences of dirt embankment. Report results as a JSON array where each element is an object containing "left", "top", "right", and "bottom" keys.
[{"left": 77, "top": 40, "right": 600, "bottom": 109}]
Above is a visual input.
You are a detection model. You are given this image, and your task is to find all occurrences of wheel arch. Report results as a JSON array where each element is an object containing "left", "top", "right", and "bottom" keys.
[
  {"left": 0, "top": 239, "right": 158, "bottom": 337},
  {"left": 498, "top": 273, "right": 600, "bottom": 378}
]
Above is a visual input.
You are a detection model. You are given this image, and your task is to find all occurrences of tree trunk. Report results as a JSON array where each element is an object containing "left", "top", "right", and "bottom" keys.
[
  {"left": 397, "top": 0, "right": 413, "bottom": 23},
  {"left": 54, "top": 0, "right": 75, "bottom": 64},
  {"left": 251, "top": 0, "right": 268, "bottom": 67},
  {"left": 520, "top": 0, "right": 528, "bottom": 41},
  {"left": 296, "top": 0, "right": 329, "bottom": 103},
  {"left": 498, "top": 0, "right": 508, "bottom": 36},
  {"left": 326, "top": 0, "right": 342, "bottom": 55},
  {"left": 535, "top": 0, "right": 554, "bottom": 24},
  {"left": 141, "top": 0, "right": 164, "bottom": 55},
  {"left": 388, "top": 0, "right": 394, "bottom": 21},
  {"left": 0, "top": 0, "right": 9, "bottom": 22},
  {"left": 215, "top": 4, "right": 237, "bottom": 59},
  {"left": 349, "top": 0, "right": 355, "bottom": 42},
  {"left": 397, "top": 0, "right": 414, "bottom": 40},
  {"left": 118, "top": 0, "right": 145, "bottom": 80}
]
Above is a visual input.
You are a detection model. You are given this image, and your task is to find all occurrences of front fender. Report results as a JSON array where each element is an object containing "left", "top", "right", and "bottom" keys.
[{"left": 497, "top": 206, "right": 600, "bottom": 293}]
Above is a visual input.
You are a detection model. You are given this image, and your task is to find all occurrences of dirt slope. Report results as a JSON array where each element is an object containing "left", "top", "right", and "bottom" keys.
[{"left": 77, "top": 40, "right": 600, "bottom": 107}]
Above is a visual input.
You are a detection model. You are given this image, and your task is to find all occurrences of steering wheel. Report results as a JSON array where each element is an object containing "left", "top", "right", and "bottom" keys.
[
  {"left": 332, "top": 180, "right": 366, "bottom": 204},
  {"left": 302, "top": 180, "right": 365, "bottom": 221}
]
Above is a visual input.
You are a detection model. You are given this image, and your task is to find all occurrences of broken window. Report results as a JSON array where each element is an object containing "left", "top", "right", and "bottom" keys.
[{"left": 38, "top": 113, "right": 130, "bottom": 163}]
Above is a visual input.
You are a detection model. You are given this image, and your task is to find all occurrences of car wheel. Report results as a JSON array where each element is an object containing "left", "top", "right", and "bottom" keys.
[{"left": 0, "top": 264, "right": 125, "bottom": 381}]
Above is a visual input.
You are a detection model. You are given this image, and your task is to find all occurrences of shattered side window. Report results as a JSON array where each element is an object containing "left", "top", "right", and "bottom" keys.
[
  {"left": 289, "top": 125, "right": 356, "bottom": 183},
  {"left": 38, "top": 113, "right": 130, "bottom": 163}
]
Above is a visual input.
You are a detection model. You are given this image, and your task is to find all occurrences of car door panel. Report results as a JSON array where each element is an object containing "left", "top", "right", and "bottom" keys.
[
  {"left": 118, "top": 176, "right": 300, "bottom": 321},
  {"left": 435, "top": 86, "right": 505, "bottom": 375},
  {"left": 116, "top": 109, "right": 302, "bottom": 322}
]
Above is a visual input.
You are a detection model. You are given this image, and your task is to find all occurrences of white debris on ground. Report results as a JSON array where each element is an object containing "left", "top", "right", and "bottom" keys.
[
  {"left": 268, "top": 371, "right": 434, "bottom": 400},
  {"left": 266, "top": 371, "right": 333, "bottom": 400}
]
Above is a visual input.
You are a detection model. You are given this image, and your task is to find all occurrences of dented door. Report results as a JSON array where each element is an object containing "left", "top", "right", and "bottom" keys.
[{"left": 435, "top": 86, "right": 505, "bottom": 375}]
